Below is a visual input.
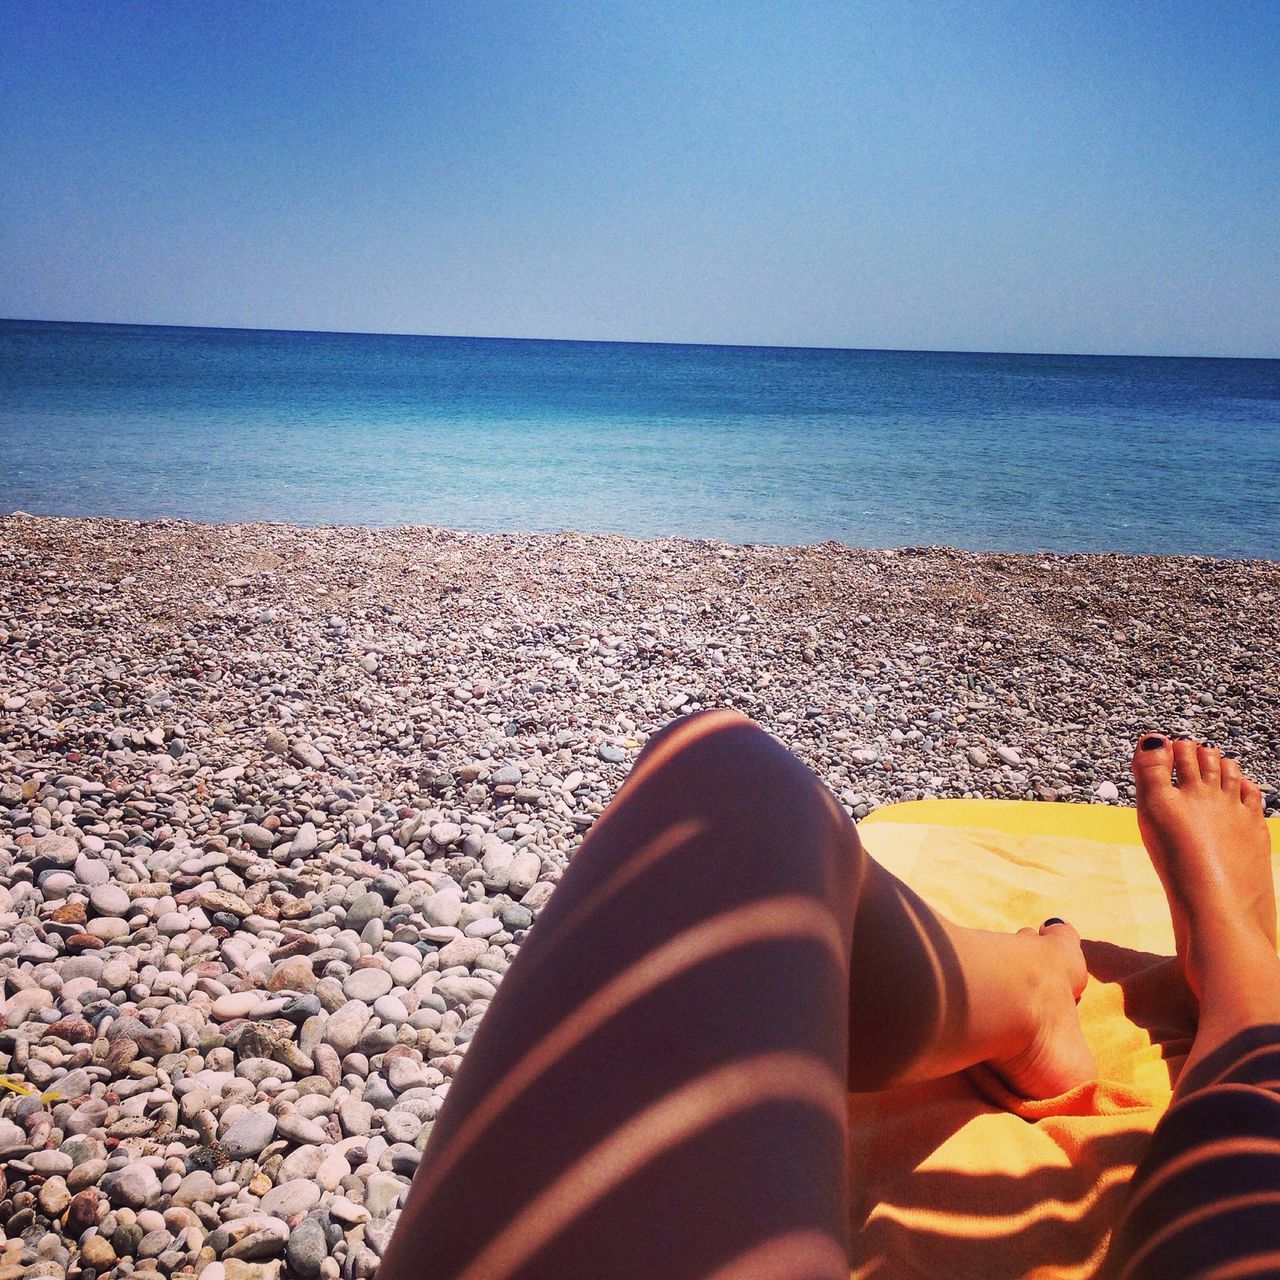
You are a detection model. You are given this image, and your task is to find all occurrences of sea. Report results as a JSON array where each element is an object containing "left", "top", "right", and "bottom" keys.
[{"left": 1, "top": 318, "right": 1277, "bottom": 558}]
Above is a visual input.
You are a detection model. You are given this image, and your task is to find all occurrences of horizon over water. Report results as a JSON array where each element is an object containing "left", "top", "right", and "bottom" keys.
[{"left": 2, "top": 317, "right": 1278, "bottom": 559}]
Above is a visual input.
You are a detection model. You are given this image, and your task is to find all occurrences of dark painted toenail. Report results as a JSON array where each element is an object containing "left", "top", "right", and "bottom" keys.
[
  {"left": 1203, "top": 740, "right": 1217, "bottom": 749},
  {"left": 1043, "top": 917, "right": 1066, "bottom": 928},
  {"left": 1140, "top": 736, "right": 1165, "bottom": 750}
]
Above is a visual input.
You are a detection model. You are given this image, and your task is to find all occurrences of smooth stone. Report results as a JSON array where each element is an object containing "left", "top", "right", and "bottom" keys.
[
  {"left": 328, "top": 1196, "right": 370, "bottom": 1226},
  {"left": 505, "top": 848, "right": 541, "bottom": 896},
  {"left": 66, "top": 1186, "right": 103, "bottom": 1231},
  {"left": 344, "top": 893, "right": 385, "bottom": 934},
  {"left": 69, "top": 1157, "right": 110, "bottom": 1191},
  {"left": 322, "top": 1000, "right": 371, "bottom": 1057},
  {"left": 343, "top": 968, "right": 393, "bottom": 1001},
  {"left": 220, "top": 1112, "right": 278, "bottom": 1158},
  {"left": 338, "top": 1099, "right": 374, "bottom": 1137},
  {"left": 277, "top": 1144, "right": 327, "bottom": 1182},
  {"left": 372, "top": 994, "right": 408, "bottom": 1025},
  {"left": 100, "top": 1162, "right": 162, "bottom": 1209},
  {"left": 30, "top": 833, "right": 80, "bottom": 868},
  {"left": 421, "top": 892, "right": 463, "bottom": 929},
  {"left": 520, "top": 882, "right": 555, "bottom": 911},
  {"left": 75, "top": 853, "right": 110, "bottom": 885},
  {"left": 172, "top": 1170, "right": 218, "bottom": 1206},
  {"left": 381, "top": 1111, "right": 420, "bottom": 1143},
  {"left": 212, "top": 991, "right": 263, "bottom": 1021},
  {"left": 316, "top": 1151, "right": 348, "bottom": 1191},
  {"left": 81, "top": 1236, "right": 117, "bottom": 1269},
  {"left": 436, "top": 937, "right": 487, "bottom": 969},
  {"left": 285, "top": 1217, "right": 327, "bottom": 1276},
  {"left": 291, "top": 822, "right": 319, "bottom": 857},
  {"left": 363, "top": 1075, "right": 395, "bottom": 1109},
  {"left": 388, "top": 955, "right": 422, "bottom": 986},
  {"left": 200, "top": 887, "right": 253, "bottom": 917},
  {"left": 282, "top": 993, "right": 322, "bottom": 1022},
  {"left": 238, "top": 825, "right": 277, "bottom": 853},
  {"left": 88, "top": 884, "right": 131, "bottom": 917},
  {"left": 386, "top": 1057, "right": 435, "bottom": 1092},
  {"left": 207, "top": 1215, "right": 289, "bottom": 1260},
  {"left": 276, "top": 1112, "right": 329, "bottom": 1146},
  {"left": 434, "top": 975, "right": 497, "bottom": 1006},
  {"left": 311, "top": 1042, "right": 342, "bottom": 1085},
  {"left": 291, "top": 741, "right": 325, "bottom": 769},
  {"left": 38, "top": 1176, "right": 72, "bottom": 1217},
  {"left": 3, "top": 987, "right": 54, "bottom": 1023},
  {"left": 260, "top": 1178, "right": 321, "bottom": 1219},
  {"left": 420, "top": 924, "right": 464, "bottom": 945},
  {"left": 28, "top": 1150, "right": 75, "bottom": 1176},
  {"left": 86, "top": 916, "right": 131, "bottom": 941},
  {"left": 267, "top": 957, "right": 317, "bottom": 993},
  {"left": 363, "top": 1171, "right": 406, "bottom": 1217},
  {"left": 499, "top": 903, "right": 533, "bottom": 931}
]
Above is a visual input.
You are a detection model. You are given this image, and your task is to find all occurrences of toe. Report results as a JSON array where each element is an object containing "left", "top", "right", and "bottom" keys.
[
  {"left": 1039, "top": 916, "right": 1079, "bottom": 943},
  {"left": 1243, "top": 778, "right": 1264, "bottom": 813},
  {"left": 1171, "top": 735, "right": 1201, "bottom": 786},
  {"left": 1132, "top": 734, "right": 1174, "bottom": 796},
  {"left": 1197, "top": 742, "right": 1222, "bottom": 786},
  {"left": 1220, "top": 754, "right": 1243, "bottom": 797}
]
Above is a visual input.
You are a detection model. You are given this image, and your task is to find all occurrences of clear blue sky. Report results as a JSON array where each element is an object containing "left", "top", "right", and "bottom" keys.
[{"left": 2, "top": 1, "right": 1277, "bottom": 356}]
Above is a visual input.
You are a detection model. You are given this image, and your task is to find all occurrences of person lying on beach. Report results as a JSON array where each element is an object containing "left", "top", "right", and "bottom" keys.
[{"left": 376, "top": 716, "right": 1278, "bottom": 1279}]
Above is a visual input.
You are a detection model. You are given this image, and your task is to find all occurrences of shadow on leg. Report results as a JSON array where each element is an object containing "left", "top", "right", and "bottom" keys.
[{"left": 378, "top": 709, "right": 966, "bottom": 1280}]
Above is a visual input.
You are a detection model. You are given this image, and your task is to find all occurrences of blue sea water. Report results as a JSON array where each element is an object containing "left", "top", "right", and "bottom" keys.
[{"left": 1, "top": 318, "right": 1277, "bottom": 558}]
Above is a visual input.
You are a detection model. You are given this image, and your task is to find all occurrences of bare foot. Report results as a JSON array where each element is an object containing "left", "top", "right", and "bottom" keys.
[
  {"left": 1131, "top": 733, "right": 1275, "bottom": 1002},
  {"left": 984, "top": 919, "right": 1097, "bottom": 1098},
  {"left": 848, "top": 864, "right": 1095, "bottom": 1098}
]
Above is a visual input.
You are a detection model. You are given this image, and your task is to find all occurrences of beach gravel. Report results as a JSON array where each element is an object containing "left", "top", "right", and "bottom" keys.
[{"left": 0, "top": 511, "right": 1278, "bottom": 1279}]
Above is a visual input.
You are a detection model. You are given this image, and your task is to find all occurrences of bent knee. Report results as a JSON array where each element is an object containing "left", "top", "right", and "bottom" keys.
[
  {"left": 633, "top": 707, "right": 825, "bottom": 801},
  {"left": 663, "top": 706, "right": 761, "bottom": 738},
  {"left": 624, "top": 708, "right": 856, "bottom": 866},
  {"left": 635, "top": 707, "right": 763, "bottom": 763}
]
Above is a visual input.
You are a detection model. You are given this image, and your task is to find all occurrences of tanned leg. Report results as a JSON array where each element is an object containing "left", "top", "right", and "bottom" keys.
[
  {"left": 378, "top": 709, "right": 1093, "bottom": 1280},
  {"left": 1105, "top": 733, "right": 1280, "bottom": 1279}
]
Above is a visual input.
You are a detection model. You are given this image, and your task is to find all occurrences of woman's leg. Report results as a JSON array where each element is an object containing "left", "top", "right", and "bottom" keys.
[
  {"left": 1105, "top": 735, "right": 1280, "bottom": 1279},
  {"left": 378, "top": 709, "right": 1093, "bottom": 1280}
]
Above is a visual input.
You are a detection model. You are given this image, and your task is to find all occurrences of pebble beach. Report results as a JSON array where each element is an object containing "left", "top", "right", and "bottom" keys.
[{"left": 1, "top": 510, "right": 1278, "bottom": 1280}]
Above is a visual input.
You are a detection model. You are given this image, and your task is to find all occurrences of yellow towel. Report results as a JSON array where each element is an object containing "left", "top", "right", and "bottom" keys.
[{"left": 850, "top": 800, "right": 1280, "bottom": 1280}]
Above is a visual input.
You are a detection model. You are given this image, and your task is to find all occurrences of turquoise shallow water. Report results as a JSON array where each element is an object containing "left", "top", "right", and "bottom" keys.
[{"left": 1, "top": 318, "right": 1277, "bottom": 557}]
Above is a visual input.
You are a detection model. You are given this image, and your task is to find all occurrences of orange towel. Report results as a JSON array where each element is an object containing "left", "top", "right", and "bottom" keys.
[{"left": 850, "top": 802, "right": 1280, "bottom": 1280}]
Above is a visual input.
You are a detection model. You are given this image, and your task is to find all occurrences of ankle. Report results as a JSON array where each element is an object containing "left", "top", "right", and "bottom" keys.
[
  {"left": 1188, "top": 923, "right": 1280, "bottom": 1006},
  {"left": 945, "top": 924, "right": 1043, "bottom": 1063}
]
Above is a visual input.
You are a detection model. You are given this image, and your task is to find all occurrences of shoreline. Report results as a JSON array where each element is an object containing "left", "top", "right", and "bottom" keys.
[
  {"left": 1, "top": 511, "right": 1278, "bottom": 1278},
  {"left": 5, "top": 508, "right": 1276, "bottom": 566}
]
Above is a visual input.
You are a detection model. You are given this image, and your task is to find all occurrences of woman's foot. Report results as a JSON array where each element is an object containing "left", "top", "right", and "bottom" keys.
[
  {"left": 971, "top": 918, "right": 1097, "bottom": 1099},
  {"left": 1131, "top": 733, "right": 1276, "bottom": 1004},
  {"left": 866, "top": 908, "right": 1096, "bottom": 1098},
  {"left": 847, "top": 863, "right": 1095, "bottom": 1098}
]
